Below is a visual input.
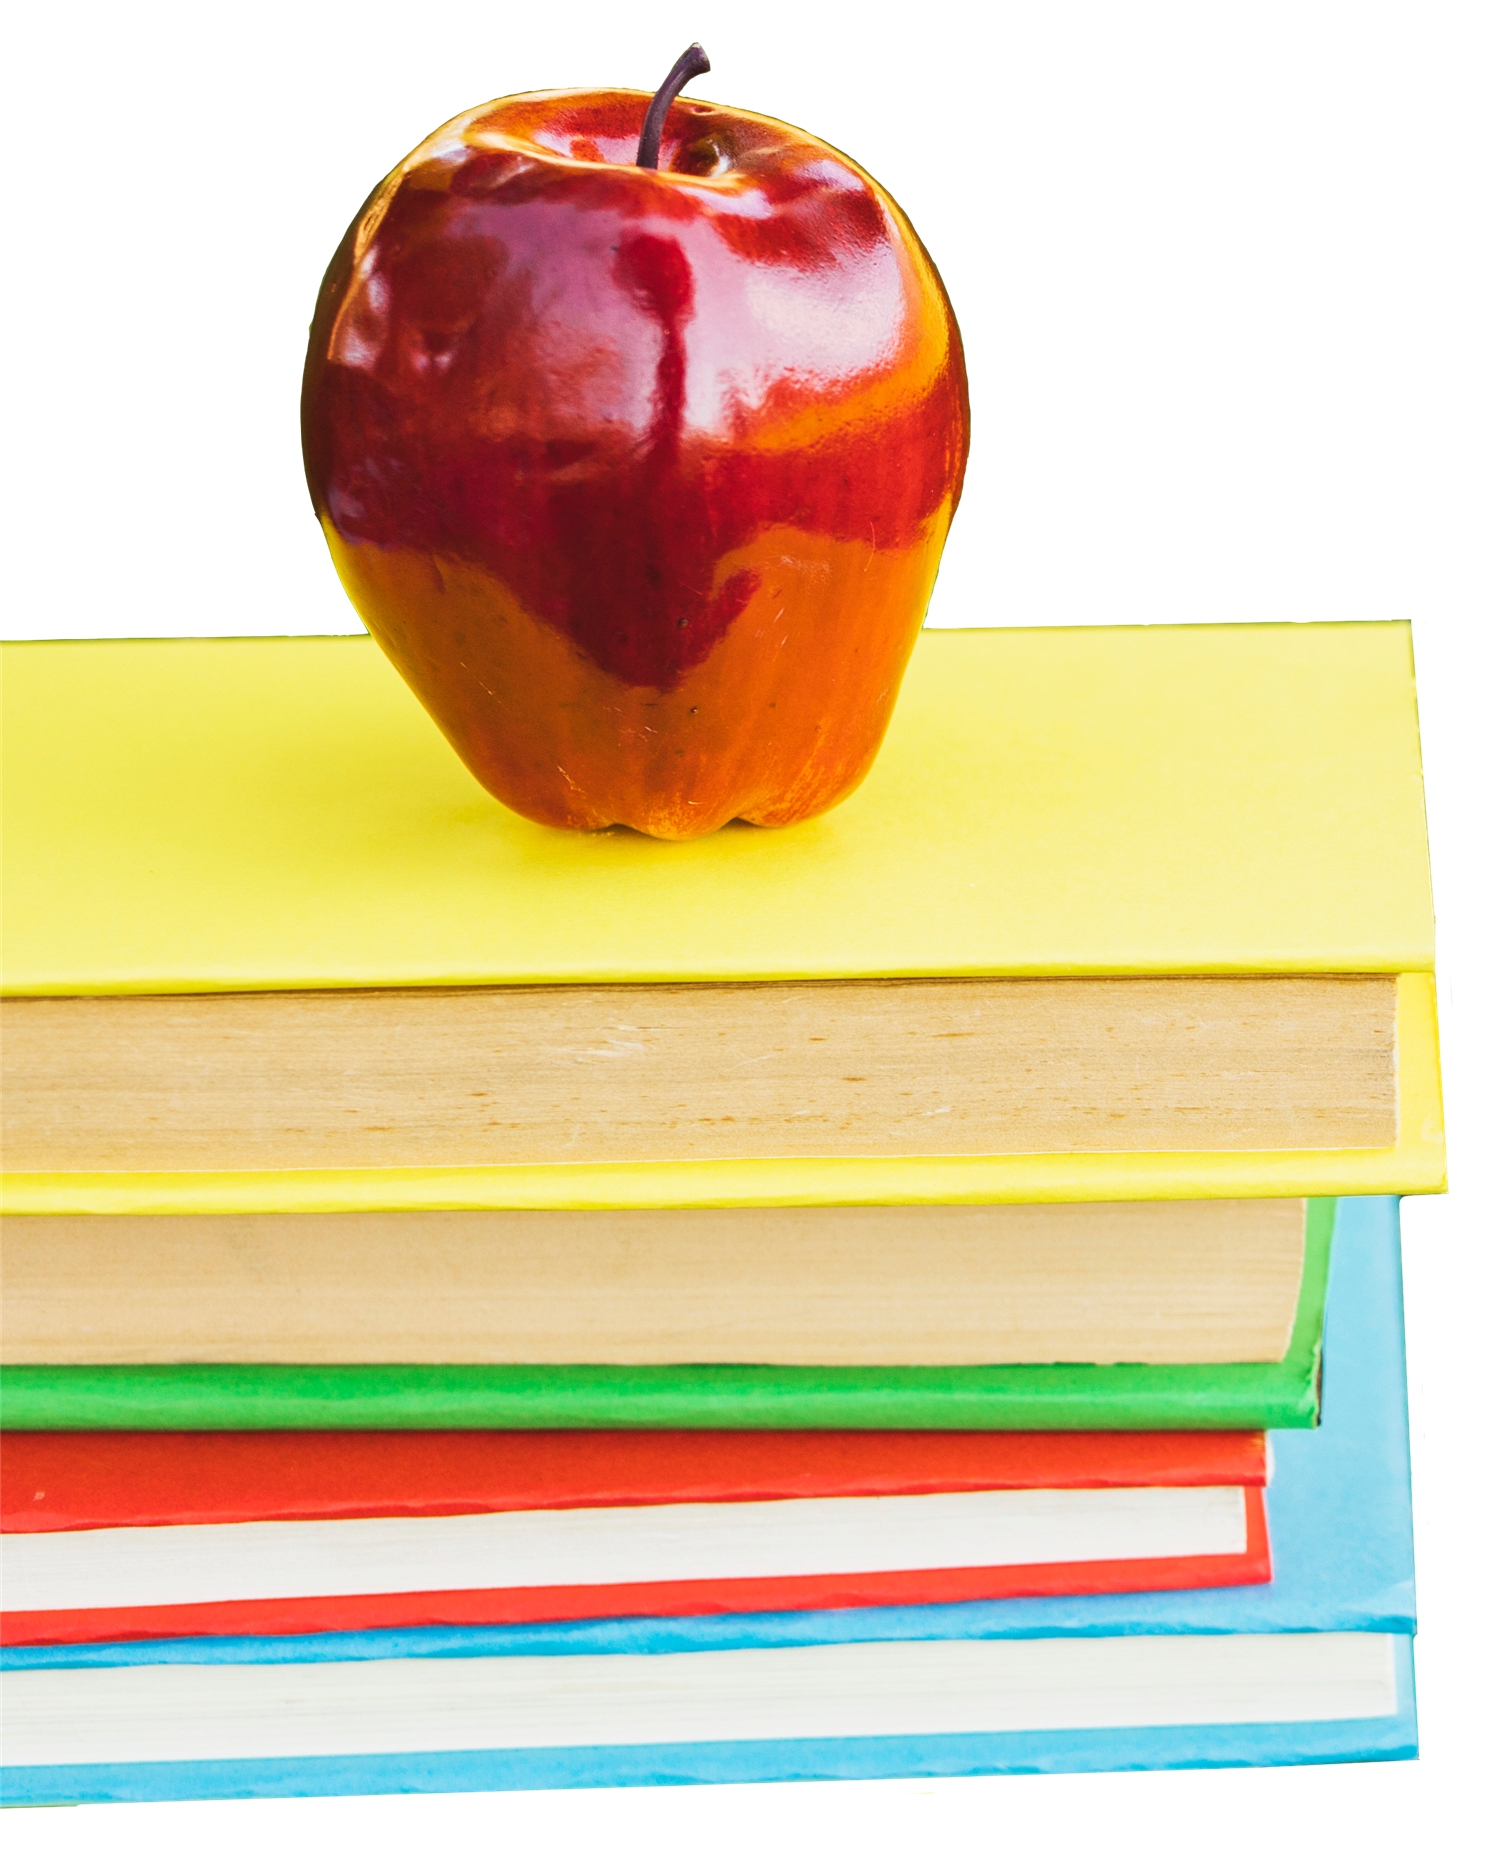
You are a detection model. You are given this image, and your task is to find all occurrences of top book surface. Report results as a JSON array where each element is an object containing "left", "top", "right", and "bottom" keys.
[{"left": 1, "top": 623, "right": 1432, "bottom": 995}]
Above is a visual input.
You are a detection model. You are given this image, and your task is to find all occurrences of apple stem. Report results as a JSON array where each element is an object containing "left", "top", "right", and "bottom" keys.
[{"left": 636, "top": 43, "right": 711, "bottom": 169}]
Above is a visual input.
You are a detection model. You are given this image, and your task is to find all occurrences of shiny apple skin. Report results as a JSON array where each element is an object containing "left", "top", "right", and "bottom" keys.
[{"left": 302, "top": 88, "right": 969, "bottom": 839}]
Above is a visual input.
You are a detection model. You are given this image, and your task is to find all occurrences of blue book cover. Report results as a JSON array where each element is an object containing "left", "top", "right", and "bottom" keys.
[{"left": 0, "top": 1197, "right": 1417, "bottom": 1804}]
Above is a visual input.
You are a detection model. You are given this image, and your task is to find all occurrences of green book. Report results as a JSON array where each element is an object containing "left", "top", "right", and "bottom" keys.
[{"left": 0, "top": 1204, "right": 1331, "bottom": 1433}]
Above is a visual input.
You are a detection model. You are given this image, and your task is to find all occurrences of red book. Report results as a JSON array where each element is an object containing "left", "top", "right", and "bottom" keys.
[{"left": 1, "top": 1430, "right": 1271, "bottom": 1646}]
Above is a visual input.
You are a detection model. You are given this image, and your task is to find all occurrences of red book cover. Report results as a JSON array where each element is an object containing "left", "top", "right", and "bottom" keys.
[
  {"left": 1, "top": 1430, "right": 1271, "bottom": 1647},
  {"left": 2, "top": 1428, "right": 1267, "bottom": 1530}
]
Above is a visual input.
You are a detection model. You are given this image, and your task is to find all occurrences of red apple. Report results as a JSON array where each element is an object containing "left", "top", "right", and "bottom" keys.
[{"left": 302, "top": 47, "right": 968, "bottom": 839}]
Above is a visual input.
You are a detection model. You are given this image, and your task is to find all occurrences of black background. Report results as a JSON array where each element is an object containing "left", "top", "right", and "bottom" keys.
[{"left": 8, "top": 21, "right": 1442, "bottom": 1786}]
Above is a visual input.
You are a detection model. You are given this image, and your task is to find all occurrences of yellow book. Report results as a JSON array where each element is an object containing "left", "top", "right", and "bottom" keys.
[{"left": 0, "top": 624, "right": 1442, "bottom": 1214}]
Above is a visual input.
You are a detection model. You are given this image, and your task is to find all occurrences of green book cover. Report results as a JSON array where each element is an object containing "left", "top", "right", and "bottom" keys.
[{"left": 0, "top": 1203, "right": 1331, "bottom": 1433}]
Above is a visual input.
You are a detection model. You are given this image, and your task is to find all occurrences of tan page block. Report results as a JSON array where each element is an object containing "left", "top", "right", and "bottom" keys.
[
  {"left": 1, "top": 978, "right": 1394, "bottom": 1173},
  {"left": 1, "top": 1198, "right": 1306, "bottom": 1366}
]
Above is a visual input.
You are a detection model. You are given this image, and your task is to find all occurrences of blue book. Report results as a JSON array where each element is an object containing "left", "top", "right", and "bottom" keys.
[{"left": 0, "top": 1198, "right": 1417, "bottom": 1805}]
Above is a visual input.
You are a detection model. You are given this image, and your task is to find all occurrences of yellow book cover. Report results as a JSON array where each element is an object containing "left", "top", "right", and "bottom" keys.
[{"left": 0, "top": 624, "right": 1442, "bottom": 1213}]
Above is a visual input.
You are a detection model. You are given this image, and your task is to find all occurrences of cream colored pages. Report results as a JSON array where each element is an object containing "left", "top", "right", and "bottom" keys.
[
  {"left": 0, "top": 971, "right": 1443, "bottom": 1214},
  {"left": 1, "top": 977, "right": 1395, "bottom": 1175},
  {"left": 3, "top": 1489, "right": 1251, "bottom": 1610},
  {"left": 1, "top": 1198, "right": 1306, "bottom": 1365},
  {"left": 1, "top": 1636, "right": 1398, "bottom": 1765}
]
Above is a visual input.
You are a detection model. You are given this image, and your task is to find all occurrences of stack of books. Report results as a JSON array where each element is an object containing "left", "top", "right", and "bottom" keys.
[{"left": 0, "top": 622, "right": 1441, "bottom": 1802}]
